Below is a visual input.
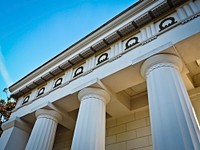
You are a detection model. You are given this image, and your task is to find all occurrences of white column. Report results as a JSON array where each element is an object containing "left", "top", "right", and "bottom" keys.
[
  {"left": 25, "top": 109, "right": 62, "bottom": 150},
  {"left": 71, "top": 88, "right": 110, "bottom": 150},
  {"left": 0, "top": 117, "right": 31, "bottom": 150},
  {"left": 141, "top": 54, "right": 200, "bottom": 150}
]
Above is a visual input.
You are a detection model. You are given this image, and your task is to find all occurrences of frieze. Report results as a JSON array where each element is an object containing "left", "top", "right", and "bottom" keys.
[
  {"left": 96, "top": 53, "right": 109, "bottom": 65},
  {"left": 54, "top": 78, "right": 63, "bottom": 88},
  {"left": 141, "top": 35, "right": 157, "bottom": 45},
  {"left": 125, "top": 37, "right": 139, "bottom": 50},
  {"left": 73, "top": 66, "right": 84, "bottom": 77},
  {"left": 181, "top": 13, "right": 200, "bottom": 24},
  {"left": 159, "top": 17, "right": 177, "bottom": 32},
  {"left": 37, "top": 87, "right": 45, "bottom": 97},
  {"left": 16, "top": 11, "right": 199, "bottom": 104},
  {"left": 22, "top": 95, "right": 30, "bottom": 105}
]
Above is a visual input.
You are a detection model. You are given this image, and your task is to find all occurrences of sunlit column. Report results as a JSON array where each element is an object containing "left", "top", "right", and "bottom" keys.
[
  {"left": 141, "top": 54, "right": 200, "bottom": 150},
  {"left": 25, "top": 109, "right": 62, "bottom": 150},
  {"left": 71, "top": 88, "right": 110, "bottom": 150}
]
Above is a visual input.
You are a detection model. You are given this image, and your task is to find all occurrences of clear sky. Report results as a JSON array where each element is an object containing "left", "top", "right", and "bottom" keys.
[{"left": 0, "top": 0, "right": 138, "bottom": 100}]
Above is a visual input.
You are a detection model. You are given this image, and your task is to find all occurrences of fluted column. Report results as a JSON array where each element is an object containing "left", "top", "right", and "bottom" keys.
[
  {"left": 25, "top": 109, "right": 62, "bottom": 150},
  {"left": 71, "top": 88, "right": 110, "bottom": 150},
  {"left": 141, "top": 54, "right": 200, "bottom": 150}
]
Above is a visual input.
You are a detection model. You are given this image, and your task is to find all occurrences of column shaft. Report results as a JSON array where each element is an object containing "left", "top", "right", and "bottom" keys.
[
  {"left": 71, "top": 88, "right": 110, "bottom": 150},
  {"left": 141, "top": 54, "right": 200, "bottom": 150},
  {"left": 25, "top": 109, "right": 62, "bottom": 150}
]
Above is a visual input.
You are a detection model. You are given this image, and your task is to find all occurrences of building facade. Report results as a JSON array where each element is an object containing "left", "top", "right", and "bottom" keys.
[{"left": 1, "top": 0, "right": 200, "bottom": 149}]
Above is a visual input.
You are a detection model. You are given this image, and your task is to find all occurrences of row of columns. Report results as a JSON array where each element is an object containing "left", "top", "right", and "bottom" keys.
[
  {"left": 25, "top": 88, "right": 110, "bottom": 150},
  {"left": 1, "top": 54, "right": 200, "bottom": 150}
]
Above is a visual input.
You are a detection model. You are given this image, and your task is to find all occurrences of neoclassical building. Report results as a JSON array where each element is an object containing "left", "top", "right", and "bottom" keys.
[{"left": 1, "top": 0, "right": 200, "bottom": 149}]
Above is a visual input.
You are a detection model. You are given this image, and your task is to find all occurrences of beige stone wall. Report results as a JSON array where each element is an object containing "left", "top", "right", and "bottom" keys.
[
  {"left": 192, "top": 100, "right": 200, "bottom": 125},
  {"left": 52, "top": 100, "right": 200, "bottom": 150},
  {"left": 53, "top": 125, "right": 73, "bottom": 150},
  {"left": 52, "top": 108, "right": 152, "bottom": 150},
  {"left": 106, "top": 107, "right": 152, "bottom": 150}
]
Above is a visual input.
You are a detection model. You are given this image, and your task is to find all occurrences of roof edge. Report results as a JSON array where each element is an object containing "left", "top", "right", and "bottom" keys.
[{"left": 9, "top": 0, "right": 145, "bottom": 91}]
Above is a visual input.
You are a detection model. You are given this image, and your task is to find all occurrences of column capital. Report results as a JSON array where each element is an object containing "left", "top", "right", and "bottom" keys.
[
  {"left": 141, "top": 54, "right": 183, "bottom": 78},
  {"left": 35, "top": 109, "right": 62, "bottom": 122},
  {"left": 78, "top": 87, "right": 110, "bottom": 104}
]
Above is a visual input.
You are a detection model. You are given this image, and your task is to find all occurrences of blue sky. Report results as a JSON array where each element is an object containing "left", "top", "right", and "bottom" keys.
[{"left": 0, "top": 0, "right": 137, "bottom": 100}]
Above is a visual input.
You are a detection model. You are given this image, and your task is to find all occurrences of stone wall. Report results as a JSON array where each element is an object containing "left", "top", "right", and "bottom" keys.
[
  {"left": 52, "top": 99, "right": 200, "bottom": 150},
  {"left": 53, "top": 125, "right": 73, "bottom": 150},
  {"left": 106, "top": 107, "right": 152, "bottom": 150},
  {"left": 192, "top": 100, "right": 200, "bottom": 125}
]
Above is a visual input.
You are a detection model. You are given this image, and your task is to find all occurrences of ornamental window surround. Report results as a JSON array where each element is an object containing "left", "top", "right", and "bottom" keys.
[
  {"left": 53, "top": 77, "right": 63, "bottom": 88},
  {"left": 22, "top": 95, "right": 30, "bottom": 105},
  {"left": 37, "top": 87, "right": 45, "bottom": 97},
  {"left": 73, "top": 66, "right": 84, "bottom": 78}
]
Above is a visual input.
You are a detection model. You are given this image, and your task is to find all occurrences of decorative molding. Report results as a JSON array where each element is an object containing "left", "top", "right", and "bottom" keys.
[
  {"left": 37, "top": 87, "right": 45, "bottom": 97},
  {"left": 78, "top": 88, "right": 110, "bottom": 104},
  {"left": 82, "top": 69, "right": 93, "bottom": 76},
  {"left": 140, "top": 54, "right": 183, "bottom": 78},
  {"left": 181, "top": 12, "right": 200, "bottom": 24},
  {"left": 159, "top": 17, "right": 177, "bottom": 32},
  {"left": 141, "top": 35, "right": 157, "bottom": 45},
  {"left": 73, "top": 66, "right": 84, "bottom": 77},
  {"left": 35, "top": 109, "right": 62, "bottom": 123},
  {"left": 96, "top": 53, "right": 109, "bottom": 65},
  {"left": 12, "top": 0, "right": 200, "bottom": 107},
  {"left": 22, "top": 95, "right": 30, "bottom": 105},
  {"left": 80, "top": 95, "right": 107, "bottom": 103},
  {"left": 10, "top": 0, "right": 193, "bottom": 99},
  {"left": 146, "top": 63, "right": 179, "bottom": 77},
  {"left": 125, "top": 37, "right": 139, "bottom": 50},
  {"left": 109, "top": 54, "right": 122, "bottom": 62},
  {"left": 53, "top": 78, "right": 63, "bottom": 88}
]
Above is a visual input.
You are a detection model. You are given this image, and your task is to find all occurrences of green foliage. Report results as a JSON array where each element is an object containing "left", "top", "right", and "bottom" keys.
[{"left": 0, "top": 98, "right": 16, "bottom": 134}]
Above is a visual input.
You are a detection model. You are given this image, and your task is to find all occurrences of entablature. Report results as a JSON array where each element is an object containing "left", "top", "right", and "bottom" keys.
[{"left": 10, "top": 0, "right": 199, "bottom": 103}]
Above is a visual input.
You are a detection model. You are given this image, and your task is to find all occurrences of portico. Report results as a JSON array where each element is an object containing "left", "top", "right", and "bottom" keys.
[{"left": 1, "top": 0, "right": 200, "bottom": 150}]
